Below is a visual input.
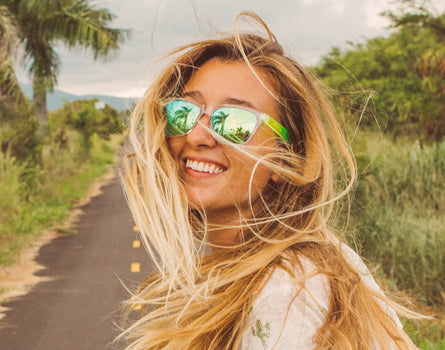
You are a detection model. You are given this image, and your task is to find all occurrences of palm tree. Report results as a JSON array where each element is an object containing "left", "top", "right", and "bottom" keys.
[
  {"left": 212, "top": 111, "right": 229, "bottom": 136},
  {"left": 172, "top": 106, "right": 191, "bottom": 132},
  {"left": 3, "top": 0, "right": 129, "bottom": 135},
  {"left": 0, "top": 4, "right": 27, "bottom": 107}
]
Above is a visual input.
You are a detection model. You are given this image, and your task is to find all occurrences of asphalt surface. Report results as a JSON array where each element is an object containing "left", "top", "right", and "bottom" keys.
[{"left": 0, "top": 170, "right": 154, "bottom": 349}]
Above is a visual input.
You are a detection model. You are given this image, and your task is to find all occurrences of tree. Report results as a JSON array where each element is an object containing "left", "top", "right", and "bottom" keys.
[
  {"left": 49, "top": 98, "right": 123, "bottom": 157},
  {"left": 2, "top": 0, "right": 129, "bottom": 136},
  {"left": 1, "top": 5, "right": 37, "bottom": 163},
  {"left": 384, "top": 0, "right": 445, "bottom": 141},
  {"left": 168, "top": 106, "right": 191, "bottom": 133},
  {"left": 212, "top": 111, "right": 229, "bottom": 136},
  {"left": 0, "top": 4, "right": 27, "bottom": 107},
  {"left": 384, "top": 0, "right": 445, "bottom": 39},
  {"left": 315, "top": 1, "right": 445, "bottom": 143}
]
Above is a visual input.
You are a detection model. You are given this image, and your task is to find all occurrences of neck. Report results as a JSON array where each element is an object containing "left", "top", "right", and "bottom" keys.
[
  {"left": 203, "top": 204, "right": 259, "bottom": 247},
  {"left": 206, "top": 225, "right": 241, "bottom": 247}
]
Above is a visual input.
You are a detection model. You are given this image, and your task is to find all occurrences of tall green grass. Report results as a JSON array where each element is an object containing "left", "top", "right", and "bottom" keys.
[
  {"left": 0, "top": 155, "right": 28, "bottom": 264},
  {"left": 404, "top": 318, "right": 445, "bottom": 350},
  {"left": 421, "top": 339, "right": 445, "bottom": 350},
  {"left": 348, "top": 137, "right": 445, "bottom": 306},
  {"left": 0, "top": 132, "right": 122, "bottom": 265}
]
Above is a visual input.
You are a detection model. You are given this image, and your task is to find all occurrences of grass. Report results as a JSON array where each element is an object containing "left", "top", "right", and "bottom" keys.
[
  {"left": 0, "top": 132, "right": 123, "bottom": 266},
  {"left": 404, "top": 318, "right": 445, "bottom": 350},
  {"left": 345, "top": 135, "right": 445, "bottom": 306},
  {"left": 338, "top": 134, "right": 445, "bottom": 348},
  {"left": 422, "top": 339, "right": 445, "bottom": 350}
]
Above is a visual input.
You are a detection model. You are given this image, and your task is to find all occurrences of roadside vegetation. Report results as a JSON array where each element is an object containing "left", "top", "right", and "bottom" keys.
[
  {"left": 316, "top": 1, "right": 445, "bottom": 347},
  {"left": 343, "top": 137, "right": 445, "bottom": 349},
  {"left": 0, "top": 99, "right": 125, "bottom": 265},
  {"left": 0, "top": 1, "right": 129, "bottom": 264}
]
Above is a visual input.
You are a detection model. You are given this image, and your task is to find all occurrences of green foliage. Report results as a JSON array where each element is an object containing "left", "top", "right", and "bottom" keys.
[
  {"left": 404, "top": 318, "right": 445, "bottom": 350},
  {"left": 49, "top": 98, "right": 123, "bottom": 157},
  {"left": 0, "top": 0, "right": 130, "bottom": 135},
  {"left": 0, "top": 100, "right": 41, "bottom": 163},
  {"left": 0, "top": 153, "right": 24, "bottom": 227},
  {"left": 0, "top": 132, "right": 122, "bottom": 265},
  {"left": 0, "top": 94, "right": 125, "bottom": 265},
  {"left": 316, "top": 5, "right": 445, "bottom": 143},
  {"left": 0, "top": 4, "right": 25, "bottom": 105},
  {"left": 420, "top": 337, "right": 445, "bottom": 350},
  {"left": 7, "top": 0, "right": 129, "bottom": 87},
  {"left": 346, "top": 137, "right": 445, "bottom": 305}
]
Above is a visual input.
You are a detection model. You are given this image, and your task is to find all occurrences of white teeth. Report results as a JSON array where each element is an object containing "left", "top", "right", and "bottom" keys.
[{"left": 185, "top": 159, "right": 224, "bottom": 174}]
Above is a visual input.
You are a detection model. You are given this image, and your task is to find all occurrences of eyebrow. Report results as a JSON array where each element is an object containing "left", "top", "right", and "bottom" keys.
[
  {"left": 182, "top": 91, "right": 257, "bottom": 109},
  {"left": 225, "top": 97, "right": 256, "bottom": 109},
  {"left": 182, "top": 90, "right": 201, "bottom": 100}
]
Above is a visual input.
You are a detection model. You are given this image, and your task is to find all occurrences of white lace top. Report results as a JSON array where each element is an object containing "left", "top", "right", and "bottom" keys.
[{"left": 241, "top": 244, "right": 403, "bottom": 349}]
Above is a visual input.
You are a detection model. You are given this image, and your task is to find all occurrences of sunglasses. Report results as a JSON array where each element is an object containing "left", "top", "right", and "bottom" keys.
[{"left": 164, "top": 99, "right": 289, "bottom": 144}]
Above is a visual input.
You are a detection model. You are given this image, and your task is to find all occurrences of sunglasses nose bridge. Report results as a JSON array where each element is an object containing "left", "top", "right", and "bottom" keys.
[
  {"left": 200, "top": 104, "right": 213, "bottom": 118},
  {"left": 190, "top": 104, "right": 213, "bottom": 132},
  {"left": 186, "top": 105, "right": 217, "bottom": 147},
  {"left": 196, "top": 104, "right": 214, "bottom": 128}
]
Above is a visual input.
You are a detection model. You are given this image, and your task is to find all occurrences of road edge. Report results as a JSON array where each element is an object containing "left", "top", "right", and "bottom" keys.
[{"left": 0, "top": 164, "right": 118, "bottom": 320}]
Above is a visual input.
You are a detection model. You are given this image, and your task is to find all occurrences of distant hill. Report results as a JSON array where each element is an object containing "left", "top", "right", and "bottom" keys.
[{"left": 20, "top": 83, "right": 139, "bottom": 111}]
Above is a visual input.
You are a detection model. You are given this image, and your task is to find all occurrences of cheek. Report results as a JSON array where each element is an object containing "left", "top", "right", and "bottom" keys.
[
  {"left": 230, "top": 151, "right": 275, "bottom": 190},
  {"left": 166, "top": 138, "right": 183, "bottom": 159},
  {"left": 252, "top": 167, "right": 275, "bottom": 190}
]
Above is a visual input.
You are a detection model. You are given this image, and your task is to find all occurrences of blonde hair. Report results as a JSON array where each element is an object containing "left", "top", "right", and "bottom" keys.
[{"left": 120, "top": 11, "right": 418, "bottom": 350}]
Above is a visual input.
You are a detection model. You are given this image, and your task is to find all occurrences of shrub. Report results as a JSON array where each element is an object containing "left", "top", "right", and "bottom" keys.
[{"left": 0, "top": 101, "right": 42, "bottom": 164}]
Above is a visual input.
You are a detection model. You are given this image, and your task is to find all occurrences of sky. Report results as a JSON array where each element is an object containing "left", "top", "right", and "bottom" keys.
[{"left": 13, "top": 0, "right": 443, "bottom": 98}]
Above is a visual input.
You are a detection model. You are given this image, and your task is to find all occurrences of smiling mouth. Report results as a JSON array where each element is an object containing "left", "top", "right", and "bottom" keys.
[{"left": 185, "top": 159, "right": 226, "bottom": 174}]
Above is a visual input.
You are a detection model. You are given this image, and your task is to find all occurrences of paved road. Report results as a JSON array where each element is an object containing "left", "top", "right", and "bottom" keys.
[{"left": 0, "top": 169, "right": 154, "bottom": 349}]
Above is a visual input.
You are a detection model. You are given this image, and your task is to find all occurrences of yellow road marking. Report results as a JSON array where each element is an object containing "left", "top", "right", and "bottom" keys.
[
  {"left": 131, "top": 263, "right": 140, "bottom": 273},
  {"left": 131, "top": 296, "right": 142, "bottom": 310},
  {"left": 132, "top": 240, "right": 141, "bottom": 248},
  {"left": 133, "top": 226, "right": 138, "bottom": 232}
]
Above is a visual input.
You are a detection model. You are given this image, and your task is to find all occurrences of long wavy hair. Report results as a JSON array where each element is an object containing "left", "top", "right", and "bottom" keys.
[{"left": 120, "top": 11, "right": 418, "bottom": 350}]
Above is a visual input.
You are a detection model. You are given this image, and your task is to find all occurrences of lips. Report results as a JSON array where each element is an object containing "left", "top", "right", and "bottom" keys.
[{"left": 185, "top": 158, "right": 226, "bottom": 174}]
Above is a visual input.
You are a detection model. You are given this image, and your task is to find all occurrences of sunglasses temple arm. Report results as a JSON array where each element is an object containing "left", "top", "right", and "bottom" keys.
[{"left": 262, "top": 114, "right": 290, "bottom": 142}]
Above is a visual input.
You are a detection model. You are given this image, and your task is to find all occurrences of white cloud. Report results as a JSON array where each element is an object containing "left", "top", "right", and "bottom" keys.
[
  {"left": 365, "top": 0, "right": 393, "bottom": 29},
  {"left": 15, "top": 0, "right": 407, "bottom": 97}
]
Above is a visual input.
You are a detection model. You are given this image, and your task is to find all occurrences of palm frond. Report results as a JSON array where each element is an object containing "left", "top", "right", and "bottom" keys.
[
  {"left": 37, "top": 0, "right": 129, "bottom": 59},
  {"left": 1, "top": 0, "right": 129, "bottom": 128},
  {"left": 0, "top": 56, "right": 28, "bottom": 106},
  {"left": 58, "top": 1, "right": 129, "bottom": 59},
  {"left": 24, "top": 39, "right": 60, "bottom": 90},
  {"left": 0, "top": 4, "right": 19, "bottom": 57}
]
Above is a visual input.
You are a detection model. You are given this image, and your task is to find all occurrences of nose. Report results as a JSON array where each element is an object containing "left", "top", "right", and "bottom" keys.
[{"left": 186, "top": 114, "right": 217, "bottom": 148}]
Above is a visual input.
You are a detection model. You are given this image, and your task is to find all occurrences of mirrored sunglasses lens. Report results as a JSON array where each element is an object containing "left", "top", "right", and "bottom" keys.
[
  {"left": 213, "top": 108, "right": 257, "bottom": 144},
  {"left": 165, "top": 100, "right": 200, "bottom": 135}
]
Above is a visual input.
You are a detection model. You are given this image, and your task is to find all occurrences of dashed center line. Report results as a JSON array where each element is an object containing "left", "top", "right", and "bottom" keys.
[
  {"left": 131, "top": 296, "right": 142, "bottom": 311},
  {"left": 132, "top": 304, "right": 142, "bottom": 311},
  {"left": 131, "top": 262, "right": 141, "bottom": 273},
  {"left": 131, "top": 226, "right": 142, "bottom": 309}
]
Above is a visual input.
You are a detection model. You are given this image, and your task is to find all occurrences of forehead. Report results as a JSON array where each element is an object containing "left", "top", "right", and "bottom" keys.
[{"left": 183, "top": 59, "right": 278, "bottom": 117}]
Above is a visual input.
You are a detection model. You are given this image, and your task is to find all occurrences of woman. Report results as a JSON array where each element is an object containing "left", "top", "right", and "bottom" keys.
[{"left": 121, "top": 12, "right": 418, "bottom": 350}]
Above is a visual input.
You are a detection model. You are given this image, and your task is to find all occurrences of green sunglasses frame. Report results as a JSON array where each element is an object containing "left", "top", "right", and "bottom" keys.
[{"left": 163, "top": 99, "right": 290, "bottom": 144}]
